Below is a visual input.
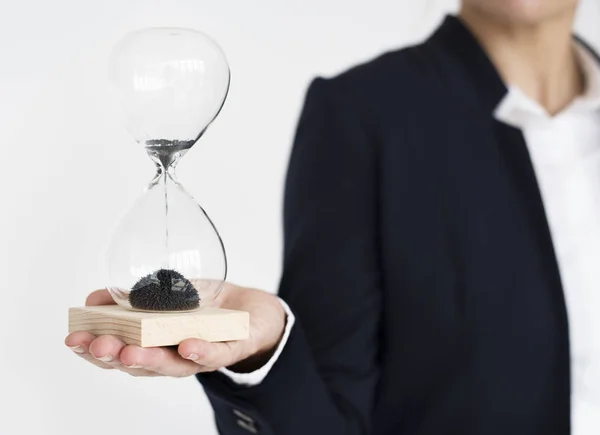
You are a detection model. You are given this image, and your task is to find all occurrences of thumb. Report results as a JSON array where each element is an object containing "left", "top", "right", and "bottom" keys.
[
  {"left": 85, "top": 289, "right": 116, "bottom": 306},
  {"left": 178, "top": 338, "right": 250, "bottom": 370}
]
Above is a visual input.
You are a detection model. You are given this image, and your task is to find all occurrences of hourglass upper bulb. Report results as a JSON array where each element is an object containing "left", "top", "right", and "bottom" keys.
[{"left": 108, "top": 27, "right": 230, "bottom": 157}]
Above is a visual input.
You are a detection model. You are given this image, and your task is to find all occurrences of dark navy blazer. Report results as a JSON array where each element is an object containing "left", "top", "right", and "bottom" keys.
[{"left": 197, "top": 15, "right": 598, "bottom": 435}]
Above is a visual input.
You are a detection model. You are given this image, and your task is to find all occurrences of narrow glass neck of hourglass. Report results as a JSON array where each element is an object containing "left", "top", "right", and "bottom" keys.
[
  {"left": 153, "top": 164, "right": 177, "bottom": 182},
  {"left": 145, "top": 139, "right": 193, "bottom": 175}
]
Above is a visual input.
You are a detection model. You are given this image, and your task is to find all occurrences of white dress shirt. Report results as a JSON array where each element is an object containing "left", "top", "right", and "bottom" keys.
[
  {"left": 223, "top": 42, "right": 600, "bottom": 434},
  {"left": 494, "top": 43, "right": 600, "bottom": 435}
]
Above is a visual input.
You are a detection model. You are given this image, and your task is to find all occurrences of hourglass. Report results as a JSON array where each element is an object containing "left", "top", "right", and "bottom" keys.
[{"left": 68, "top": 28, "right": 249, "bottom": 347}]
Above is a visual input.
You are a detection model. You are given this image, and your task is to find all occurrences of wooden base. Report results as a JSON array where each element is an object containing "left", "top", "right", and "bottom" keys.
[{"left": 68, "top": 305, "right": 249, "bottom": 347}]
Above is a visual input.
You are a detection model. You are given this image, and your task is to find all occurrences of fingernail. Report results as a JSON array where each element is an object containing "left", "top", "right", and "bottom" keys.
[
  {"left": 186, "top": 353, "right": 198, "bottom": 361},
  {"left": 124, "top": 363, "right": 142, "bottom": 369},
  {"left": 69, "top": 345, "right": 85, "bottom": 354},
  {"left": 95, "top": 354, "right": 113, "bottom": 363}
]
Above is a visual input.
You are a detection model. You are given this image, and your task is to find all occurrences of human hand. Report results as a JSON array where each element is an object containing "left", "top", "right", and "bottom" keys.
[{"left": 64, "top": 283, "right": 286, "bottom": 377}]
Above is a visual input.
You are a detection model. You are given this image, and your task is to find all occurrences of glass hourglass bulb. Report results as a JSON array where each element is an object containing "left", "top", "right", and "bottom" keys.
[{"left": 106, "top": 28, "right": 230, "bottom": 312}]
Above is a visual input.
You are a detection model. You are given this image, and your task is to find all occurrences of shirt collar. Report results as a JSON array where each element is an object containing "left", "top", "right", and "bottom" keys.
[{"left": 495, "top": 42, "right": 600, "bottom": 127}]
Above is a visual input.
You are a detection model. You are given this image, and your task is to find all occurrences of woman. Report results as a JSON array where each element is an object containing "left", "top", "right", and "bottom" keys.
[{"left": 66, "top": 1, "right": 600, "bottom": 434}]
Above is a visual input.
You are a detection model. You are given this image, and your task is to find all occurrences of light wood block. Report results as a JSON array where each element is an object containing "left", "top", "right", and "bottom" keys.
[{"left": 68, "top": 305, "right": 250, "bottom": 347}]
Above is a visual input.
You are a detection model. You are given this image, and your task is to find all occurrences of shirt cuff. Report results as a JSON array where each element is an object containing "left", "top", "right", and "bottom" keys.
[{"left": 217, "top": 297, "right": 295, "bottom": 386}]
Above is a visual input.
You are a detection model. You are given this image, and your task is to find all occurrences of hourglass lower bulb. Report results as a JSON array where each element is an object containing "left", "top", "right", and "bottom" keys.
[{"left": 106, "top": 158, "right": 227, "bottom": 312}]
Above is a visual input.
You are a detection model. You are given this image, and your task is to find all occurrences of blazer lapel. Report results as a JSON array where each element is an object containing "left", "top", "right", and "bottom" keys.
[
  {"left": 493, "top": 120, "right": 571, "bottom": 434},
  {"left": 427, "top": 15, "right": 572, "bottom": 433}
]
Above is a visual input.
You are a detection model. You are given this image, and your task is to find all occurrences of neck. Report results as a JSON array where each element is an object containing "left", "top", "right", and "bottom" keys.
[{"left": 459, "top": 6, "right": 583, "bottom": 115}]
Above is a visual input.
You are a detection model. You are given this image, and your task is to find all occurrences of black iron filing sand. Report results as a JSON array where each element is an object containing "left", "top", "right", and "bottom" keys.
[{"left": 129, "top": 269, "right": 200, "bottom": 311}]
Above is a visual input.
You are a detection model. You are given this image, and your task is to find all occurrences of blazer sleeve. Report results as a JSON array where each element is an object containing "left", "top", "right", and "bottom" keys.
[{"left": 197, "top": 76, "right": 383, "bottom": 435}]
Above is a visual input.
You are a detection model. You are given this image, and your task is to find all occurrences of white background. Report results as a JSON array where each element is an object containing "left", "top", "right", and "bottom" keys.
[{"left": 0, "top": 1, "right": 599, "bottom": 434}]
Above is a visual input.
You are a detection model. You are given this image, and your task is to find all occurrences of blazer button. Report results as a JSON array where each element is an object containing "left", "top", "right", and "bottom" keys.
[{"left": 233, "top": 409, "right": 259, "bottom": 434}]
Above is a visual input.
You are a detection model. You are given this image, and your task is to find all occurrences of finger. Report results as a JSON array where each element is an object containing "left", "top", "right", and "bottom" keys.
[
  {"left": 88, "top": 335, "right": 127, "bottom": 366},
  {"left": 65, "top": 331, "right": 114, "bottom": 370},
  {"left": 178, "top": 339, "right": 247, "bottom": 370},
  {"left": 119, "top": 345, "right": 201, "bottom": 377},
  {"left": 65, "top": 330, "right": 96, "bottom": 350},
  {"left": 66, "top": 332, "right": 159, "bottom": 376},
  {"left": 85, "top": 289, "right": 115, "bottom": 307}
]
